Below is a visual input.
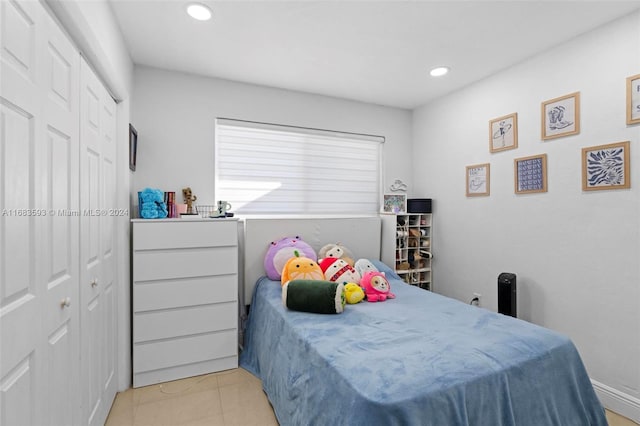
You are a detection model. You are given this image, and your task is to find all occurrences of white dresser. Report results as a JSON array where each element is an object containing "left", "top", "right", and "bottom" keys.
[{"left": 131, "top": 218, "right": 239, "bottom": 387}]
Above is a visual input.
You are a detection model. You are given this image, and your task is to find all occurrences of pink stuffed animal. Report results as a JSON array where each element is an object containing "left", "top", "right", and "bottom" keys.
[{"left": 360, "top": 271, "right": 395, "bottom": 302}]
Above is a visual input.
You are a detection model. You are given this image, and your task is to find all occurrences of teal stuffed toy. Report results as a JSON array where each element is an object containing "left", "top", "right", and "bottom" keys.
[
  {"left": 282, "top": 280, "right": 346, "bottom": 314},
  {"left": 139, "top": 188, "right": 168, "bottom": 219}
]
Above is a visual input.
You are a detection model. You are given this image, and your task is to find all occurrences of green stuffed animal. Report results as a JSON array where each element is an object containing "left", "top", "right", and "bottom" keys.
[{"left": 282, "top": 279, "right": 345, "bottom": 314}]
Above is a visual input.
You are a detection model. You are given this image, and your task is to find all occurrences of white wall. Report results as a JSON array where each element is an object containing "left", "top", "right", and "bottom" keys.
[
  {"left": 412, "top": 12, "right": 640, "bottom": 420},
  {"left": 131, "top": 66, "right": 413, "bottom": 206}
]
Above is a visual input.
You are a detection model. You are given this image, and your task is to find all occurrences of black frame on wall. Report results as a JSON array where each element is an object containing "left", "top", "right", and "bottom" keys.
[{"left": 129, "top": 124, "right": 138, "bottom": 171}]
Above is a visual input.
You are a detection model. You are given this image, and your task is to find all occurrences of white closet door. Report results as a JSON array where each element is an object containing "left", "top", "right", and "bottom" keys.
[
  {"left": 0, "top": 1, "right": 80, "bottom": 425},
  {"left": 39, "top": 8, "right": 81, "bottom": 426},
  {"left": 0, "top": 1, "right": 43, "bottom": 424},
  {"left": 79, "top": 57, "right": 117, "bottom": 426}
]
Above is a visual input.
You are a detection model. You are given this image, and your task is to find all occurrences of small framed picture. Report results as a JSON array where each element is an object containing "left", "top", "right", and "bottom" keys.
[
  {"left": 627, "top": 74, "right": 640, "bottom": 125},
  {"left": 582, "top": 141, "right": 630, "bottom": 191},
  {"left": 129, "top": 124, "right": 138, "bottom": 172},
  {"left": 382, "top": 193, "right": 407, "bottom": 214},
  {"left": 541, "top": 92, "right": 580, "bottom": 140},
  {"left": 466, "top": 163, "right": 490, "bottom": 197},
  {"left": 489, "top": 113, "right": 518, "bottom": 153},
  {"left": 514, "top": 154, "right": 547, "bottom": 194}
]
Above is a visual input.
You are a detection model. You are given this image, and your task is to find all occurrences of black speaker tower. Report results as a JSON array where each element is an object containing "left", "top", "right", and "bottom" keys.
[{"left": 498, "top": 272, "right": 517, "bottom": 317}]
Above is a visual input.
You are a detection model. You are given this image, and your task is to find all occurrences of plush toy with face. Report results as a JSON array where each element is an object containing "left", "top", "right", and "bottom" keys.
[
  {"left": 360, "top": 271, "right": 395, "bottom": 302},
  {"left": 318, "top": 243, "right": 354, "bottom": 267},
  {"left": 344, "top": 283, "right": 365, "bottom": 304},
  {"left": 281, "top": 251, "right": 324, "bottom": 286},
  {"left": 319, "top": 257, "right": 361, "bottom": 285},
  {"left": 264, "top": 236, "right": 317, "bottom": 281},
  {"left": 354, "top": 259, "right": 379, "bottom": 278}
]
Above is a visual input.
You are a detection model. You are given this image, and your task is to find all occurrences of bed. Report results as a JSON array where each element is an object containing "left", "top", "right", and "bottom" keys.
[{"left": 239, "top": 217, "right": 606, "bottom": 426}]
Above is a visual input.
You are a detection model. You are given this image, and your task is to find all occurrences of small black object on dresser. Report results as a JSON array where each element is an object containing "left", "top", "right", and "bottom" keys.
[{"left": 407, "top": 198, "right": 432, "bottom": 213}]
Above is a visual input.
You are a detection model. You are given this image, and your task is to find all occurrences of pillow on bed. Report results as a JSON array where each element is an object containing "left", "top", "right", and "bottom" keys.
[
  {"left": 264, "top": 236, "right": 317, "bottom": 280},
  {"left": 318, "top": 243, "right": 354, "bottom": 266},
  {"left": 282, "top": 279, "right": 345, "bottom": 314},
  {"left": 319, "top": 257, "right": 361, "bottom": 284},
  {"left": 354, "top": 259, "right": 379, "bottom": 277},
  {"left": 361, "top": 271, "right": 395, "bottom": 302},
  {"left": 281, "top": 252, "right": 324, "bottom": 286}
]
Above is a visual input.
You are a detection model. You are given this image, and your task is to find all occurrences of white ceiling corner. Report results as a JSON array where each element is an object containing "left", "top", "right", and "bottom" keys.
[{"left": 109, "top": 0, "right": 640, "bottom": 109}]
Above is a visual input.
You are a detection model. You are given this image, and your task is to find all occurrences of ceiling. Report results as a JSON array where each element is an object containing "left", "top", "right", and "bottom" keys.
[{"left": 109, "top": 0, "right": 640, "bottom": 109}]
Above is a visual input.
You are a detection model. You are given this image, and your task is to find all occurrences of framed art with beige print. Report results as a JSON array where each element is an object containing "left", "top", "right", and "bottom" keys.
[
  {"left": 582, "top": 141, "right": 630, "bottom": 191},
  {"left": 466, "top": 163, "right": 490, "bottom": 197},
  {"left": 489, "top": 113, "right": 517, "bottom": 153},
  {"left": 514, "top": 154, "right": 547, "bottom": 194},
  {"left": 541, "top": 92, "right": 580, "bottom": 140},
  {"left": 627, "top": 74, "right": 640, "bottom": 125}
]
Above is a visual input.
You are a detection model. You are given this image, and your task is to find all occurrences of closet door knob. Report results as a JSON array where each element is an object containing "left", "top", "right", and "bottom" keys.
[
  {"left": 91, "top": 278, "right": 98, "bottom": 288},
  {"left": 60, "top": 297, "right": 71, "bottom": 308}
]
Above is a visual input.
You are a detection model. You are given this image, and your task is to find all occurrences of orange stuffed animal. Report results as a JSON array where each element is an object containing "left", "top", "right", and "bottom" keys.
[{"left": 281, "top": 251, "right": 324, "bottom": 286}]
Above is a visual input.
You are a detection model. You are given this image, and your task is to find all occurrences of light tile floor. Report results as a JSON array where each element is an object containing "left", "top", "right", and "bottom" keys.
[
  {"left": 105, "top": 368, "right": 277, "bottom": 426},
  {"left": 106, "top": 368, "right": 638, "bottom": 426}
]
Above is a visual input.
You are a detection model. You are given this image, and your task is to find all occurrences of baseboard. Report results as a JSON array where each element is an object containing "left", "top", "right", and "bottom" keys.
[{"left": 592, "top": 379, "right": 640, "bottom": 423}]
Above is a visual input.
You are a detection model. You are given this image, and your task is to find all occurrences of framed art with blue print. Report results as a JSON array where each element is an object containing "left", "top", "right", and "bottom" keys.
[
  {"left": 489, "top": 113, "right": 517, "bottom": 153},
  {"left": 514, "top": 154, "right": 547, "bottom": 194},
  {"left": 582, "top": 141, "right": 630, "bottom": 192},
  {"left": 466, "top": 163, "right": 490, "bottom": 197},
  {"left": 627, "top": 74, "right": 640, "bottom": 125},
  {"left": 541, "top": 92, "right": 580, "bottom": 141}
]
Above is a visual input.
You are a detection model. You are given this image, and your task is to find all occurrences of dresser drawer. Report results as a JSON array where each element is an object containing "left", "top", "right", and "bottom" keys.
[
  {"left": 134, "top": 302, "right": 237, "bottom": 342},
  {"left": 134, "top": 275, "right": 236, "bottom": 312},
  {"left": 133, "top": 220, "right": 237, "bottom": 250},
  {"left": 131, "top": 219, "right": 239, "bottom": 387},
  {"left": 133, "top": 330, "right": 237, "bottom": 373},
  {"left": 133, "top": 246, "right": 237, "bottom": 281}
]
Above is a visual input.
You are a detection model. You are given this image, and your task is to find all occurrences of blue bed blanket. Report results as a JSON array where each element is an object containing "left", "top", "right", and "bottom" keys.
[{"left": 240, "top": 265, "right": 606, "bottom": 426}]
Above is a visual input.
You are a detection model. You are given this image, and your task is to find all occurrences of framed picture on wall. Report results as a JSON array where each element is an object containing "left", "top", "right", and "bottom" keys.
[
  {"left": 582, "top": 141, "right": 630, "bottom": 191},
  {"left": 627, "top": 74, "right": 640, "bottom": 125},
  {"left": 489, "top": 113, "right": 518, "bottom": 153},
  {"left": 514, "top": 154, "right": 547, "bottom": 194},
  {"left": 466, "top": 163, "right": 490, "bottom": 197},
  {"left": 129, "top": 124, "right": 138, "bottom": 171},
  {"left": 382, "top": 193, "right": 407, "bottom": 214},
  {"left": 541, "top": 92, "right": 580, "bottom": 140}
]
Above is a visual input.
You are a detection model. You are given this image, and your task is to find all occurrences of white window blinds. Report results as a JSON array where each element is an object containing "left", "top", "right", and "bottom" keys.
[{"left": 215, "top": 119, "right": 383, "bottom": 215}]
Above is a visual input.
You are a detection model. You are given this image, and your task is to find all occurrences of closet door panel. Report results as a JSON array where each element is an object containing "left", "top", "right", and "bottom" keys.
[
  {"left": 0, "top": 0, "right": 38, "bottom": 104},
  {"left": 100, "top": 89, "right": 117, "bottom": 404},
  {"left": 0, "top": 1, "right": 43, "bottom": 424},
  {"left": 80, "top": 59, "right": 102, "bottom": 426},
  {"left": 40, "top": 10, "right": 80, "bottom": 426},
  {"left": 80, "top": 57, "right": 117, "bottom": 426}
]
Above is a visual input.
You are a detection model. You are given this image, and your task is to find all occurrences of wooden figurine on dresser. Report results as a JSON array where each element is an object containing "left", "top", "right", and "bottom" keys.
[{"left": 182, "top": 187, "right": 198, "bottom": 215}]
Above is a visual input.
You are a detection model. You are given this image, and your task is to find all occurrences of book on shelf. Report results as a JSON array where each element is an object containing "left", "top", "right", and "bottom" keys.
[{"left": 164, "top": 191, "right": 176, "bottom": 218}]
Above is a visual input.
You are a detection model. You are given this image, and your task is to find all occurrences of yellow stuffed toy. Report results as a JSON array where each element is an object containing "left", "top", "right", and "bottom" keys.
[{"left": 344, "top": 283, "right": 365, "bottom": 304}]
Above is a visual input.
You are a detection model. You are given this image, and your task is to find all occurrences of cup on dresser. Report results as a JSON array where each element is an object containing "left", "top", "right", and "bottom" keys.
[{"left": 217, "top": 200, "right": 232, "bottom": 216}]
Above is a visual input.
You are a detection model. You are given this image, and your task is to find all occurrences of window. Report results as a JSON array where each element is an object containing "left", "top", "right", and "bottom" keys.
[{"left": 215, "top": 119, "right": 383, "bottom": 215}]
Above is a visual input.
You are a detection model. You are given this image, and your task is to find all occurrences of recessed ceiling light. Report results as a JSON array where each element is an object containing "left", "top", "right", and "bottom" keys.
[
  {"left": 429, "top": 66, "right": 450, "bottom": 77},
  {"left": 187, "top": 3, "right": 212, "bottom": 21}
]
